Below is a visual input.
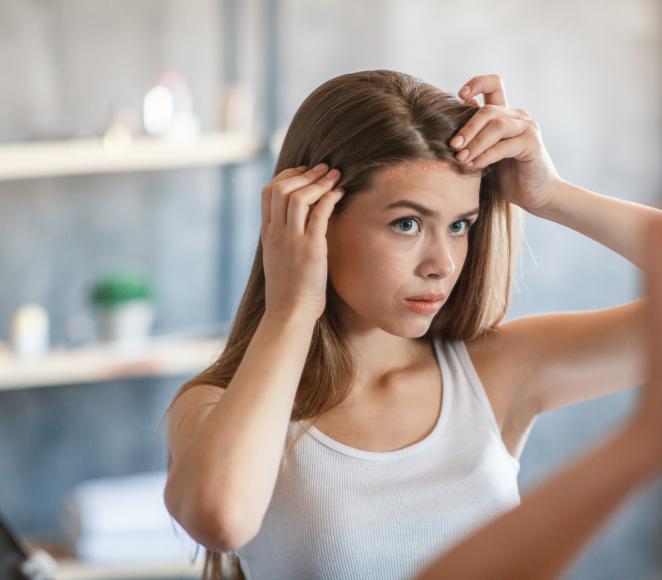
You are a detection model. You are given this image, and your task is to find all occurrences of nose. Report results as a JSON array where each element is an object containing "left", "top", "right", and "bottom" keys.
[{"left": 420, "top": 242, "right": 456, "bottom": 280}]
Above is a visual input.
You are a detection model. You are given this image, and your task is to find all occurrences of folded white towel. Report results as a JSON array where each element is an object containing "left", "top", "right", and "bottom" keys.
[
  {"left": 75, "top": 529, "right": 202, "bottom": 565},
  {"left": 61, "top": 470, "right": 201, "bottom": 565}
]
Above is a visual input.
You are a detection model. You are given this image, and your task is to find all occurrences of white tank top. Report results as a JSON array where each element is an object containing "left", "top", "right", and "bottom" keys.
[{"left": 235, "top": 338, "right": 521, "bottom": 580}]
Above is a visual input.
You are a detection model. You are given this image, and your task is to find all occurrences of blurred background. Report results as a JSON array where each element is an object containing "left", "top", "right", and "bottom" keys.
[{"left": 0, "top": 0, "right": 660, "bottom": 578}]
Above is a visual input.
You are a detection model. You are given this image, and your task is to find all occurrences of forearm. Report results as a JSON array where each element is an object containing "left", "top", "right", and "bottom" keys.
[
  {"left": 169, "top": 310, "right": 317, "bottom": 544},
  {"left": 415, "top": 420, "right": 660, "bottom": 580},
  {"left": 529, "top": 179, "right": 662, "bottom": 270}
]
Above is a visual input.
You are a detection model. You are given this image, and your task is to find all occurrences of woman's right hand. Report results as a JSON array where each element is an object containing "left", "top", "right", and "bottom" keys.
[{"left": 260, "top": 163, "right": 345, "bottom": 322}]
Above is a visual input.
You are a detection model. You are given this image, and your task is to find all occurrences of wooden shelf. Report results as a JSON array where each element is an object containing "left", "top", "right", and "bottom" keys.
[
  {"left": 0, "top": 130, "right": 265, "bottom": 181},
  {"left": 0, "top": 334, "right": 226, "bottom": 391},
  {"left": 22, "top": 537, "right": 206, "bottom": 579},
  {"left": 54, "top": 558, "right": 205, "bottom": 579}
]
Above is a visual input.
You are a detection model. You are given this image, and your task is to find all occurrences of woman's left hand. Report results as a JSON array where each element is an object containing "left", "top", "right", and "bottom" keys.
[{"left": 451, "top": 74, "right": 562, "bottom": 213}]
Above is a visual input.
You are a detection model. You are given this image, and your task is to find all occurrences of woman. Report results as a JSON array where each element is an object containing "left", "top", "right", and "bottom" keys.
[{"left": 163, "top": 70, "right": 660, "bottom": 579}]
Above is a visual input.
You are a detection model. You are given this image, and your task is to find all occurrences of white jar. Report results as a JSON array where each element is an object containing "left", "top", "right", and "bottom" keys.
[{"left": 11, "top": 303, "right": 50, "bottom": 359}]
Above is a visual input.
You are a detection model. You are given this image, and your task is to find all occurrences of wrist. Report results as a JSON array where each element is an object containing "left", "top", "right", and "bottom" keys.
[
  {"left": 526, "top": 177, "right": 568, "bottom": 219},
  {"left": 262, "top": 308, "right": 319, "bottom": 332}
]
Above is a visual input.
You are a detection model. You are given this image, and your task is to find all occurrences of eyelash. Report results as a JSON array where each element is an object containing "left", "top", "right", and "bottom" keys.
[{"left": 389, "top": 216, "right": 476, "bottom": 237}]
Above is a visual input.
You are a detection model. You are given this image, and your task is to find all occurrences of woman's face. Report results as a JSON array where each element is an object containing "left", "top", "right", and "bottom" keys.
[{"left": 326, "top": 159, "right": 481, "bottom": 338}]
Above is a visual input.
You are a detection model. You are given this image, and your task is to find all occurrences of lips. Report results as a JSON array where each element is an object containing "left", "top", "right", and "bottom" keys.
[{"left": 405, "top": 292, "right": 446, "bottom": 302}]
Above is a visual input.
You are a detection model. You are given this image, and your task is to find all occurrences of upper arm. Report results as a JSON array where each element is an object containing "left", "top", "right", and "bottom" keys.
[
  {"left": 499, "top": 298, "right": 648, "bottom": 415},
  {"left": 166, "top": 383, "right": 225, "bottom": 472},
  {"left": 164, "top": 383, "right": 232, "bottom": 550}
]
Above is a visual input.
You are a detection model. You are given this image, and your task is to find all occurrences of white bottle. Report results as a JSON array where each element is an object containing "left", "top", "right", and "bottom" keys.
[
  {"left": 143, "top": 70, "right": 201, "bottom": 143},
  {"left": 11, "top": 303, "right": 50, "bottom": 359}
]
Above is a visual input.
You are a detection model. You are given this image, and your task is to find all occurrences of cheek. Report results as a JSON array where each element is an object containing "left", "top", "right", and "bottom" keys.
[{"left": 328, "top": 233, "right": 406, "bottom": 300}]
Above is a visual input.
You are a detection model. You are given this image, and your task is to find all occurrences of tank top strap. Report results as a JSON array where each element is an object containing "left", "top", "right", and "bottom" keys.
[{"left": 442, "top": 337, "right": 520, "bottom": 470}]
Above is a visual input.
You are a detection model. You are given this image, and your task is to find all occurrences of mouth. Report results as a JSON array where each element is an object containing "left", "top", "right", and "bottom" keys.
[
  {"left": 405, "top": 292, "right": 446, "bottom": 302},
  {"left": 403, "top": 297, "right": 444, "bottom": 314}
]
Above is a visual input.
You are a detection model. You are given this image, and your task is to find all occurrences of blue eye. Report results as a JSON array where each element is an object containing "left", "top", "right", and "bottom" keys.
[
  {"left": 391, "top": 217, "right": 422, "bottom": 234},
  {"left": 389, "top": 216, "right": 475, "bottom": 237},
  {"left": 449, "top": 219, "right": 472, "bottom": 235}
]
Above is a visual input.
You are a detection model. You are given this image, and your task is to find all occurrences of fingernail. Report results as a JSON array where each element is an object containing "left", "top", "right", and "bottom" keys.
[
  {"left": 314, "top": 163, "right": 328, "bottom": 171},
  {"left": 456, "top": 149, "right": 470, "bottom": 161},
  {"left": 450, "top": 135, "right": 464, "bottom": 148},
  {"left": 460, "top": 85, "right": 471, "bottom": 97}
]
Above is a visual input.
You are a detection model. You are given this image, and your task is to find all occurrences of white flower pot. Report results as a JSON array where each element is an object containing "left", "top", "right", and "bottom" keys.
[{"left": 98, "top": 300, "right": 155, "bottom": 345}]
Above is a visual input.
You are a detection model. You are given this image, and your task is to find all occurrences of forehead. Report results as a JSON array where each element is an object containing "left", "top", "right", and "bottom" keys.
[{"left": 357, "top": 160, "right": 481, "bottom": 211}]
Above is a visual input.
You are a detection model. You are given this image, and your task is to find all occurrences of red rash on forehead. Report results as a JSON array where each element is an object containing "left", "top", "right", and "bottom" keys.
[{"left": 377, "top": 160, "right": 452, "bottom": 180}]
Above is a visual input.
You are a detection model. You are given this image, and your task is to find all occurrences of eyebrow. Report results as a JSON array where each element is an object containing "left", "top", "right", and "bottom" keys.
[{"left": 384, "top": 200, "right": 480, "bottom": 220}]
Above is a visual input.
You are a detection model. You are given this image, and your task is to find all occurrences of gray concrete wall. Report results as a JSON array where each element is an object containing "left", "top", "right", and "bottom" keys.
[{"left": 0, "top": 1, "right": 660, "bottom": 578}]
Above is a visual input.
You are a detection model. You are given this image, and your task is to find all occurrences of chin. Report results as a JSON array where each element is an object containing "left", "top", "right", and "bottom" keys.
[{"left": 377, "top": 315, "right": 432, "bottom": 339}]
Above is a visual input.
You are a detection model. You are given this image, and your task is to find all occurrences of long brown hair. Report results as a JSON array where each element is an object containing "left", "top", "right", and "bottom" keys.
[{"left": 164, "top": 69, "right": 522, "bottom": 578}]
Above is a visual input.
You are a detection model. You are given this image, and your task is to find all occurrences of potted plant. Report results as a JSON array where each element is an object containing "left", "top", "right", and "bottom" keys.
[{"left": 90, "top": 269, "right": 155, "bottom": 345}]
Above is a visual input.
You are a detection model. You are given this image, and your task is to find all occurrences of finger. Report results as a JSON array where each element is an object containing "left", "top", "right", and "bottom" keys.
[
  {"left": 276, "top": 165, "right": 309, "bottom": 181},
  {"left": 449, "top": 105, "right": 524, "bottom": 152},
  {"left": 459, "top": 117, "right": 531, "bottom": 165},
  {"left": 288, "top": 169, "right": 343, "bottom": 236},
  {"left": 644, "top": 214, "right": 662, "bottom": 385},
  {"left": 270, "top": 163, "right": 330, "bottom": 227},
  {"left": 464, "top": 137, "right": 530, "bottom": 169},
  {"left": 514, "top": 108, "right": 532, "bottom": 120},
  {"left": 307, "top": 188, "right": 346, "bottom": 240},
  {"left": 261, "top": 166, "right": 308, "bottom": 230},
  {"left": 459, "top": 74, "right": 508, "bottom": 107}
]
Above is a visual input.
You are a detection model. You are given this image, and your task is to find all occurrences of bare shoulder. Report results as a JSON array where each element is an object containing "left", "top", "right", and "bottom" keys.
[
  {"left": 167, "top": 383, "right": 226, "bottom": 469},
  {"left": 464, "top": 325, "right": 540, "bottom": 459}
]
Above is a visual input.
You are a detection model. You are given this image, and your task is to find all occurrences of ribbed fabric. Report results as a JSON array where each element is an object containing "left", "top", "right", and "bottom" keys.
[{"left": 236, "top": 338, "right": 521, "bottom": 580}]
